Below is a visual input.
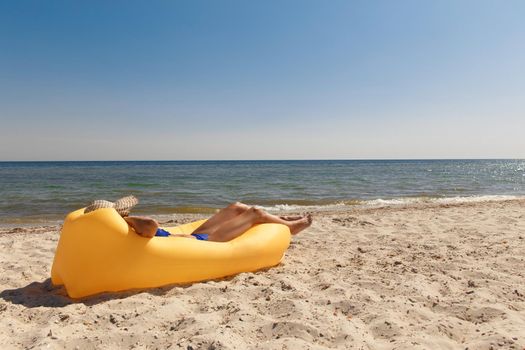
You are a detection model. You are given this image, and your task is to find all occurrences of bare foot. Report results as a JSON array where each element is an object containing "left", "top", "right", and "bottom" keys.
[{"left": 287, "top": 214, "right": 313, "bottom": 235}]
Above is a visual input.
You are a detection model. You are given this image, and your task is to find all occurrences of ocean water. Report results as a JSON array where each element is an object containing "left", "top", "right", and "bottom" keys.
[{"left": 1, "top": 159, "right": 524, "bottom": 226}]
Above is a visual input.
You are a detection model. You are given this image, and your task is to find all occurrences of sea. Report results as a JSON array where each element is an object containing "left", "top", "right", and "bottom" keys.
[{"left": 1, "top": 159, "right": 524, "bottom": 226}]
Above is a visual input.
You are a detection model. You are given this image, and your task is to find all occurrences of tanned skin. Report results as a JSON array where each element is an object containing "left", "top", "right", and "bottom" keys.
[{"left": 124, "top": 202, "right": 312, "bottom": 242}]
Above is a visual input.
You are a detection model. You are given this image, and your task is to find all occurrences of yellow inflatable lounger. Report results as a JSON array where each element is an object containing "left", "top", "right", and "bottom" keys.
[{"left": 51, "top": 208, "right": 291, "bottom": 298}]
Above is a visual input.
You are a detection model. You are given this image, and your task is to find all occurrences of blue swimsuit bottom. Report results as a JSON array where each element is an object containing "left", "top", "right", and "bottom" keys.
[{"left": 155, "top": 228, "right": 208, "bottom": 241}]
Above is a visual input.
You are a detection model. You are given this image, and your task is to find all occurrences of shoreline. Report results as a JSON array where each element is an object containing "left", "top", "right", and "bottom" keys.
[{"left": 2, "top": 196, "right": 524, "bottom": 233}]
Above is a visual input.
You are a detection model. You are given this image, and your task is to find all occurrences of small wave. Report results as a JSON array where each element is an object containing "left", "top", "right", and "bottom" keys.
[
  {"left": 256, "top": 201, "right": 361, "bottom": 213},
  {"left": 256, "top": 195, "right": 524, "bottom": 212},
  {"left": 364, "top": 195, "right": 523, "bottom": 207},
  {"left": 433, "top": 195, "right": 522, "bottom": 204}
]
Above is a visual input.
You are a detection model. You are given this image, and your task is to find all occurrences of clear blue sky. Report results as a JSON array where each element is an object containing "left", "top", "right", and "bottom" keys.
[{"left": 1, "top": 0, "right": 524, "bottom": 160}]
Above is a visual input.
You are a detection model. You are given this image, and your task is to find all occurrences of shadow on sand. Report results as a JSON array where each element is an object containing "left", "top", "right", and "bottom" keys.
[
  {"left": 0, "top": 279, "right": 189, "bottom": 308},
  {"left": 0, "top": 279, "right": 72, "bottom": 308},
  {"left": 0, "top": 276, "right": 235, "bottom": 308}
]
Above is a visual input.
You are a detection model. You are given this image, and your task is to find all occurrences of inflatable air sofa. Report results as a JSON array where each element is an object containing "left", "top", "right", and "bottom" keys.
[{"left": 51, "top": 208, "right": 291, "bottom": 298}]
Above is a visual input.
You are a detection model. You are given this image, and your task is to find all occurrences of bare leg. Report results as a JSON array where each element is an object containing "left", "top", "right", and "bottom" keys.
[
  {"left": 193, "top": 202, "right": 250, "bottom": 233},
  {"left": 196, "top": 207, "right": 312, "bottom": 242},
  {"left": 124, "top": 203, "right": 250, "bottom": 239}
]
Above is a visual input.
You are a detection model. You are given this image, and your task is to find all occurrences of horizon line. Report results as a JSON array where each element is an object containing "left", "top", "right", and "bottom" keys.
[{"left": 1, "top": 158, "right": 524, "bottom": 162}]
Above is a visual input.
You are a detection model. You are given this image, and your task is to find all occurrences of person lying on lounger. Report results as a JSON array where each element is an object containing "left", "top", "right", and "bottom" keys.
[{"left": 84, "top": 195, "right": 312, "bottom": 242}]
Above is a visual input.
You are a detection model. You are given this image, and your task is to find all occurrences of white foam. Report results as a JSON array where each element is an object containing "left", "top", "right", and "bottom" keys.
[
  {"left": 433, "top": 195, "right": 521, "bottom": 204},
  {"left": 255, "top": 195, "right": 524, "bottom": 212},
  {"left": 363, "top": 195, "right": 525, "bottom": 207},
  {"left": 255, "top": 202, "right": 350, "bottom": 213},
  {"left": 365, "top": 198, "right": 422, "bottom": 206},
  {"left": 364, "top": 195, "right": 523, "bottom": 207}
]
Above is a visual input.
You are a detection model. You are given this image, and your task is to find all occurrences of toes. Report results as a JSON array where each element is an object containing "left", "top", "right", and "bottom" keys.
[{"left": 300, "top": 214, "right": 313, "bottom": 227}]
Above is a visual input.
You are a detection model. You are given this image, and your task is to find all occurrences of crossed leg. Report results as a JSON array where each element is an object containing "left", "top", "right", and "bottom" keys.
[
  {"left": 191, "top": 202, "right": 250, "bottom": 233},
  {"left": 125, "top": 202, "right": 252, "bottom": 238},
  {"left": 193, "top": 205, "right": 312, "bottom": 242},
  {"left": 125, "top": 202, "right": 313, "bottom": 241}
]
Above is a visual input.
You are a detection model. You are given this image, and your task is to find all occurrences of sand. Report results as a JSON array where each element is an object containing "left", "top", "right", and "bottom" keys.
[{"left": 1, "top": 199, "right": 524, "bottom": 349}]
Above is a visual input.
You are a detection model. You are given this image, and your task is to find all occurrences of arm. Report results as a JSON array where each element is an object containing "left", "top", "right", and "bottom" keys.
[
  {"left": 124, "top": 216, "right": 197, "bottom": 239},
  {"left": 124, "top": 216, "right": 159, "bottom": 238}
]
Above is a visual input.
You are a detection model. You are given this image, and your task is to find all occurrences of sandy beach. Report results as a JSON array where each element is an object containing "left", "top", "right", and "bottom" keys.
[{"left": 1, "top": 199, "right": 524, "bottom": 349}]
